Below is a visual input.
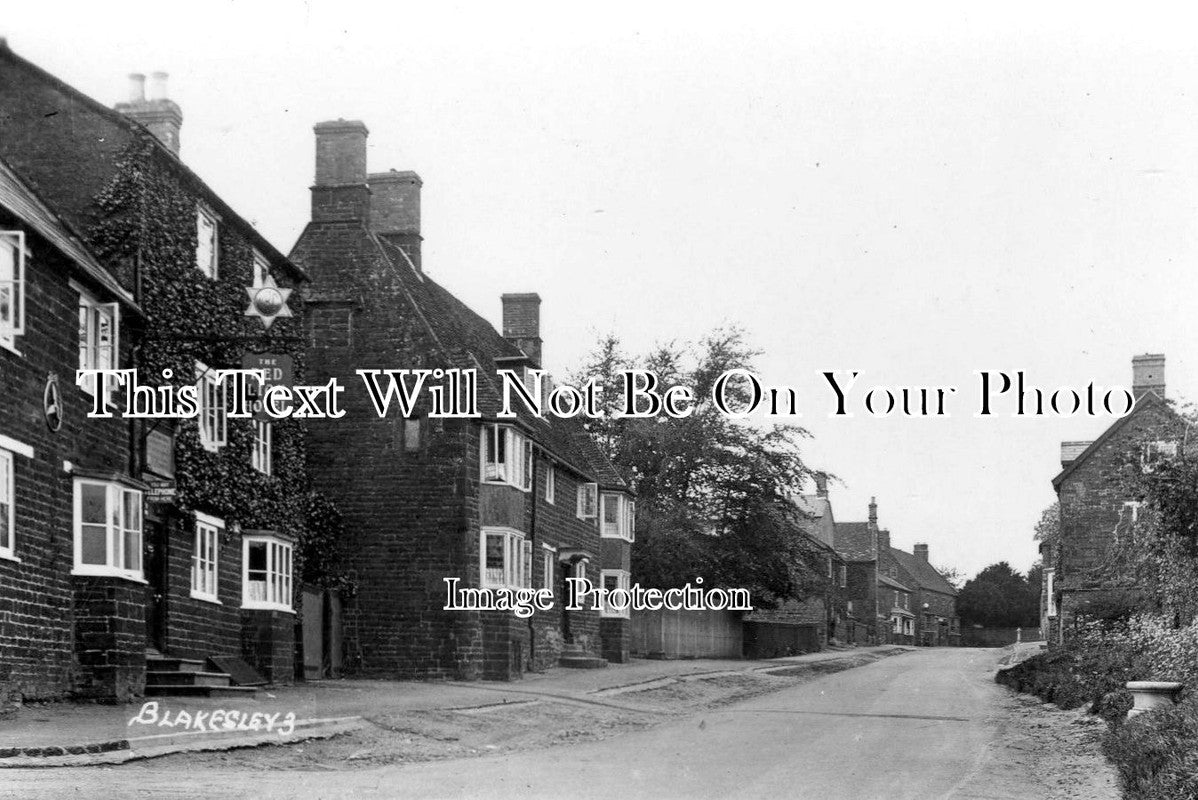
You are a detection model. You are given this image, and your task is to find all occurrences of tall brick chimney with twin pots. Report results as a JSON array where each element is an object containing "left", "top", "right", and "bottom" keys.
[
  {"left": 115, "top": 71, "right": 182, "bottom": 155},
  {"left": 310, "top": 120, "right": 424, "bottom": 273}
]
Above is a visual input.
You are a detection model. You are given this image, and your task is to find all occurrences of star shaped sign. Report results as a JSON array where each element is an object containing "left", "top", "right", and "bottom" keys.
[{"left": 244, "top": 274, "right": 293, "bottom": 330}]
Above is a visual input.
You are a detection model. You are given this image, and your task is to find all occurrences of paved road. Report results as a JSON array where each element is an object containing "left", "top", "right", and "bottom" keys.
[{"left": 0, "top": 648, "right": 1089, "bottom": 799}]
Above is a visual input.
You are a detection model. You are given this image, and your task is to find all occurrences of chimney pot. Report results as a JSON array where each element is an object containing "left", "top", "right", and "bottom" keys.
[
  {"left": 1132, "top": 353, "right": 1166, "bottom": 399},
  {"left": 501, "top": 293, "right": 543, "bottom": 367},
  {"left": 127, "top": 72, "right": 146, "bottom": 103},
  {"left": 147, "top": 71, "right": 169, "bottom": 101}
]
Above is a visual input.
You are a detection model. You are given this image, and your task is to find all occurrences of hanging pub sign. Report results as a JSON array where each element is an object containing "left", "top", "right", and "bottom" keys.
[
  {"left": 242, "top": 353, "right": 293, "bottom": 421},
  {"left": 244, "top": 272, "right": 293, "bottom": 330}
]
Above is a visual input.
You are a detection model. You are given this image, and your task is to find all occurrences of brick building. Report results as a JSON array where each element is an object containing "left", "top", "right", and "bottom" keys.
[
  {"left": 835, "top": 497, "right": 959, "bottom": 646},
  {"left": 880, "top": 541, "right": 959, "bottom": 646},
  {"left": 0, "top": 45, "right": 309, "bottom": 700},
  {"left": 290, "top": 120, "right": 633, "bottom": 680},
  {"left": 1043, "top": 354, "right": 1188, "bottom": 644}
]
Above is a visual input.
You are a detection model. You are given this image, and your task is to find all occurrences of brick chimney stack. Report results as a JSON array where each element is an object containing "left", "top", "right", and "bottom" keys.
[
  {"left": 368, "top": 170, "right": 422, "bottom": 271},
  {"left": 868, "top": 496, "right": 877, "bottom": 527},
  {"left": 312, "top": 120, "right": 370, "bottom": 223},
  {"left": 115, "top": 71, "right": 182, "bottom": 155},
  {"left": 1132, "top": 353, "right": 1165, "bottom": 399},
  {"left": 814, "top": 472, "right": 828, "bottom": 498},
  {"left": 914, "top": 543, "right": 929, "bottom": 562},
  {"left": 502, "top": 293, "right": 542, "bottom": 367},
  {"left": 877, "top": 528, "right": 891, "bottom": 555}
]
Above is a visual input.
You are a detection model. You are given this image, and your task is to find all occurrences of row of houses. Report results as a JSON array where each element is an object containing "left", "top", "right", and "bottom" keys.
[
  {"left": 750, "top": 480, "right": 960, "bottom": 650},
  {"left": 0, "top": 42, "right": 632, "bottom": 701},
  {"left": 1040, "top": 353, "right": 1186, "bottom": 641}
]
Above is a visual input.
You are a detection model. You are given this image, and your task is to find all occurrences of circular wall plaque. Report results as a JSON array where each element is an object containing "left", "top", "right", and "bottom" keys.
[{"left": 44, "top": 373, "right": 63, "bottom": 432}]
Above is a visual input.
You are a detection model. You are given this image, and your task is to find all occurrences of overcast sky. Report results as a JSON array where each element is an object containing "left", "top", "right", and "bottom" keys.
[{"left": 8, "top": 2, "right": 1198, "bottom": 577}]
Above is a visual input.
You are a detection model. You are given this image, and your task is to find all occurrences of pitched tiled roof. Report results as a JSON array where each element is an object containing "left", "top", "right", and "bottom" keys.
[
  {"left": 888, "top": 547, "right": 957, "bottom": 596},
  {"left": 1051, "top": 392, "right": 1183, "bottom": 489},
  {"left": 0, "top": 42, "right": 304, "bottom": 282},
  {"left": 834, "top": 521, "right": 875, "bottom": 561},
  {"left": 879, "top": 573, "right": 912, "bottom": 593},
  {"left": 294, "top": 224, "right": 629, "bottom": 488}
]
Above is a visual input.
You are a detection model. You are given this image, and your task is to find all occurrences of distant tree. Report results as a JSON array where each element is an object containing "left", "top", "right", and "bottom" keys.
[
  {"left": 935, "top": 564, "right": 964, "bottom": 590},
  {"left": 1033, "top": 502, "right": 1060, "bottom": 554},
  {"left": 957, "top": 561, "right": 1039, "bottom": 628}
]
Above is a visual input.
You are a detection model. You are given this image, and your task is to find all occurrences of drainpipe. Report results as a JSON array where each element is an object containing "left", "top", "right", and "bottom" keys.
[{"left": 527, "top": 446, "right": 539, "bottom": 668}]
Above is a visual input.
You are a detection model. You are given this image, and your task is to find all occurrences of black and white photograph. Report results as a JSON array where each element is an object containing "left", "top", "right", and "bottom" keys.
[{"left": 1, "top": 3, "right": 1197, "bottom": 798}]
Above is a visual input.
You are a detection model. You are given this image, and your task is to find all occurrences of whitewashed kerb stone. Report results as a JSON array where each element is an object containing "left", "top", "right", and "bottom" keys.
[{"left": 1126, "top": 681, "right": 1183, "bottom": 717}]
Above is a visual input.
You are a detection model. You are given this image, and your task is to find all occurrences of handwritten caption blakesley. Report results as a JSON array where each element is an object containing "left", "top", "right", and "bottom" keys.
[
  {"left": 77, "top": 367, "right": 1137, "bottom": 422},
  {"left": 127, "top": 701, "right": 297, "bottom": 737}
]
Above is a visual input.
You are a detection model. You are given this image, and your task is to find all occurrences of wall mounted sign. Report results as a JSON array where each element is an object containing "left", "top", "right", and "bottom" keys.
[
  {"left": 244, "top": 273, "right": 293, "bottom": 330},
  {"left": 242, "top": 353, "right": 294, "bottom": 421},
  {"left": 43, "top": 373, "right": 62, "bottom": 432},
  {"left": 144, "top": 427, "right": 176, "bottom": 478}
]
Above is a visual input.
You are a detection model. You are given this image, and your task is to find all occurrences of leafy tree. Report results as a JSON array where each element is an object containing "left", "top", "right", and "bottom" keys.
[
  {"left": 958, "top": 561, "right": 1039, "bottom": 628},
  {"left": 573, "top": 327, "right": 821, "bottom": 608},
  {"left": 1033, "top": 501, "right": 1060, "bottom": 554},
  {"left": 934, "top": 564, "right": 965, "bottom": 590}
]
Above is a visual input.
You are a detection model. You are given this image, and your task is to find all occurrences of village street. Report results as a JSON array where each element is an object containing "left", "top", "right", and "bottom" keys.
[{"left": 0, "top": 648, "right": 1115, "bottom": 800}]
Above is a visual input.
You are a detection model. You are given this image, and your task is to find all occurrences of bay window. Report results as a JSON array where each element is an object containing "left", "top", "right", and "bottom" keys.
[
  {"left": 242, "top": 533, "right": 293, "bottom": 612},
  {"left": 480, "top": 527, "right": 530, "bottom": 588},
  {"left": 0, "top": 230, "right": 25, "bottom": 350},
  {"left": 600, "top": 492, "right": 635, "bottom": 541},
  {"left": 480, "top": 423, "right": 532, "bottom": 490},
  {"left": 73, "top": 479, "right": 142, "bottom": 580}
]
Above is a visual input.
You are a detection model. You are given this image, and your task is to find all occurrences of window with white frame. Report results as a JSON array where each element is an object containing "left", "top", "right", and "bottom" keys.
[
  {"left": 577, "top": 482, "right": 598, "bottom": 520},
  {"left": 191, "top": 513, "right": 222, "bottom": 602},
  {"left": 73, "top": 479, "right": 142, "bottom": 580},
  {"left": 242, "top": 534, "right": 293, "bottom": 611},
  {"left": 903, "top": 618, "right": 913, "bottom": 636},
  {"left": 0, "top": 449, "right": 13, "bottom": 559},
  {"left": 252, "top": 419, "right": 272, "bottom": 475},
  {"left": 600, "top": 569, "right": 631, "bottom": 618},
  {"left": 894, "top": 590, "right": 900, "bottom": 609},
  {"left": 1045, "top": 569, "right": 1057, "bottom": 617},
  {"left": 545, "top": 464, "right": 555, "bottom": 504},
  {"left": 0, "top": 231, "right": 25, "bottom": 350},
  {"left": 78, "top": 288, "right": 119, "bottom": 399},
  {"left": 826, "top": 555, "right": 833, "bottom": 578},
  {"left": 839, "top": 565, "right": 847, "bottom": 588},
  {"left": 196, "top": 207, "right": 218, "bottom": 279},
  {"left": 601, "top": 493, "right": 635, "bottom": 541},
  {"left": 892, "top": 615, "right": 901, "bottom": 634},
  {"left": 196, "top": 362, "right": 227, "bottom": 451},
  {"left": 480, "top": 527, "right": 529, "bottom": 588},
  {"left": 542, "top": 545, "right": 556, "bottom": 594},
  {"left": 480, "top": 424, "right": 532, "bottom": 490}
]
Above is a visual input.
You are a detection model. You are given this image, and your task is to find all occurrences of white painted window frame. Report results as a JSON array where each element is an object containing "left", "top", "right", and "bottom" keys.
[
  {"left": 76, "top": 284, "right": 120, "bottom": 400},
  {"left": 480, "top": 424, "right": 532, "bottom": 491},
  {"left": 0, "top": 231, "right": 26, "bottom": 352},
  {"left": 599, "top": 568, "right": 631, "bottom": 619},
  {"left": 577, "top": 482, "right": 598, "bottom": 521},
  {"left": 191, "top": 512, "right": 222, "bottom": 603},
  {"left": 0, "top": 448, "right": 14, "bottom": 560},
  {"left": 542, "top": 544, "right": 556, "bottom": 594},
  {"left": 241, "top": 533, "right": 294, "bottom": 612},
  {"left": 600, "top": 492, "right": 635, "bottom": 541},
  {"left": 480, "top": 526, "right": 528, "bottom": 589},
  {"left": 72, "top": 478, "right": 143, "bottom": 581},
  {"left": 252, "top": 419, "right": 272, "bottom": 475},
  {"left": 196, "top": 361, "right": 227, "bottom": 452},
  {"left": 196, "top": 206, "right": 219, "bottom": 279}
]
